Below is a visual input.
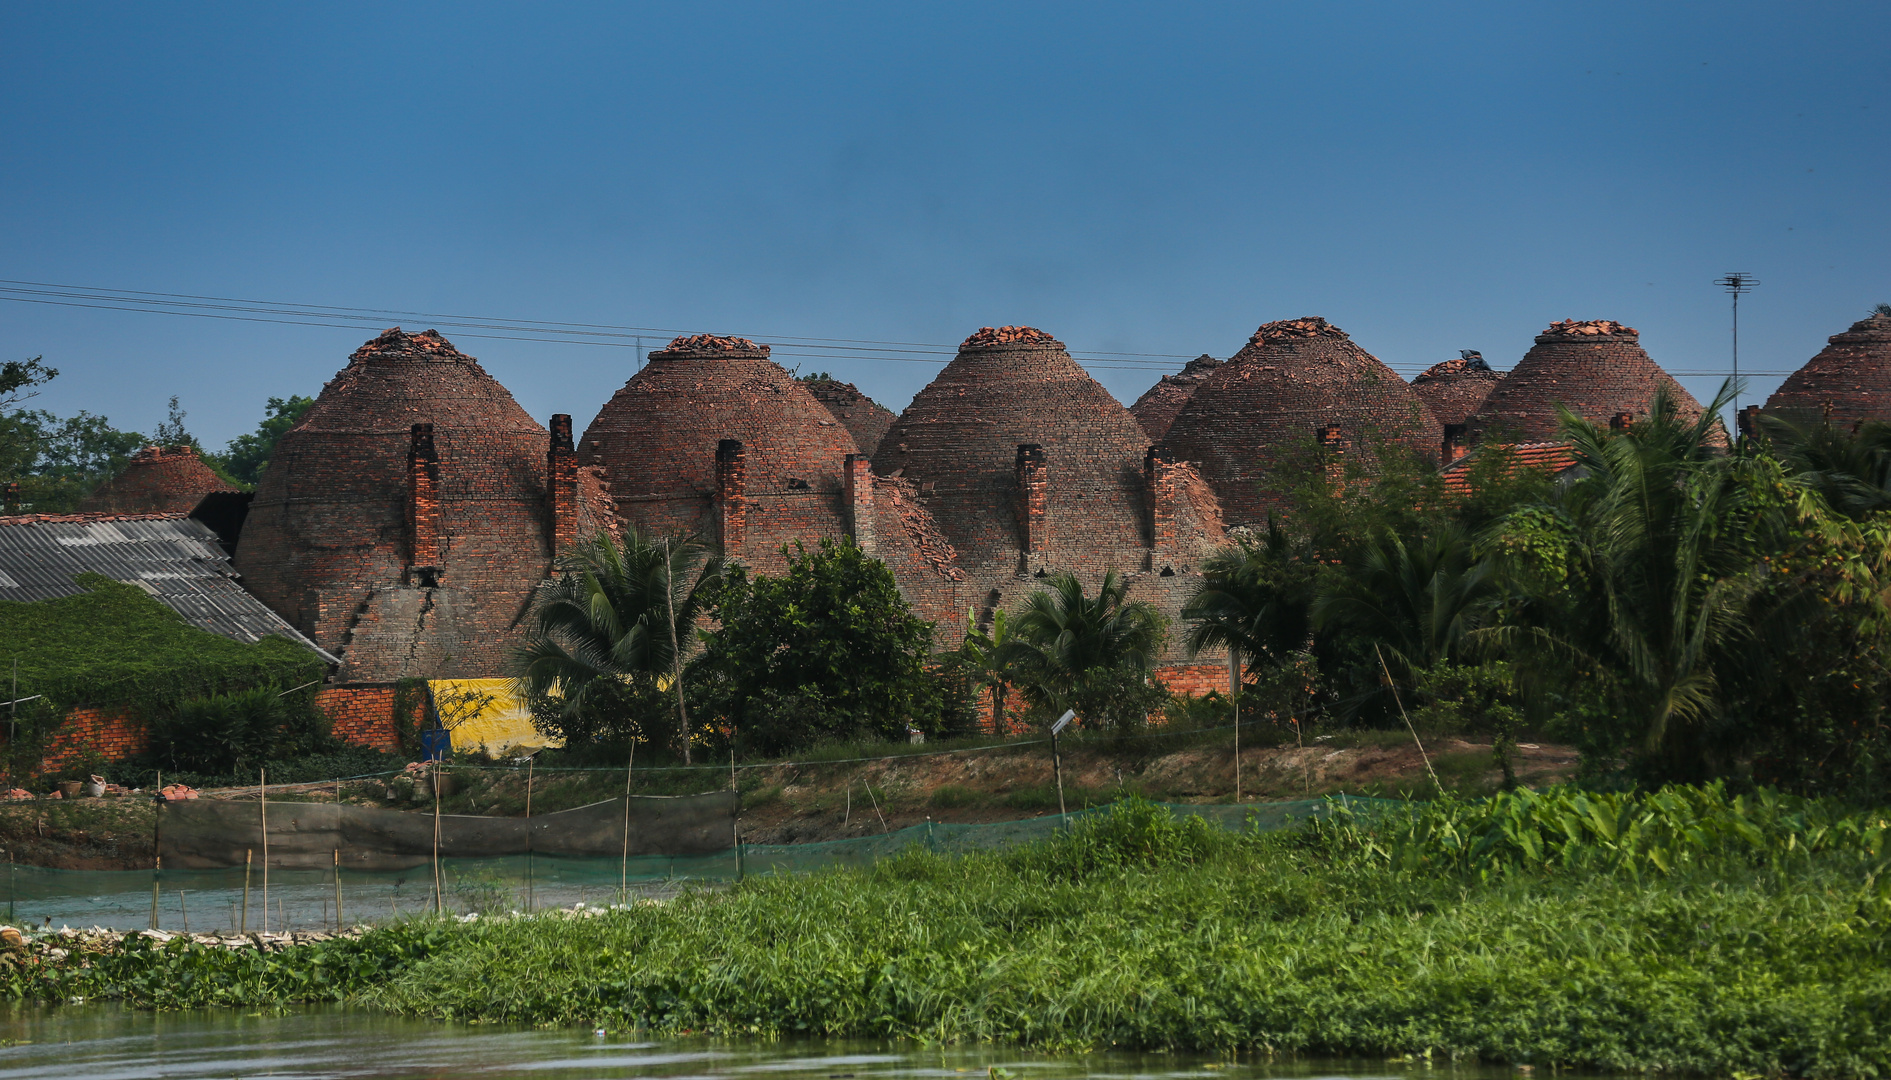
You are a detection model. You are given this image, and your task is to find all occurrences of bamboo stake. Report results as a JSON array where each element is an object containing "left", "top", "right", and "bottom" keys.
[
  {"left": 1377, "top": 645, "right": 1443, "bottom": 796},
  {"left": 260, "top": 768, "right": 269, "bottom": 933},
  {"left": 1231, "top": 646, "right": 1242, "bottom": 803},
  {"left": 863, "top": 778, "right": 889, "bottom": 833},
  {"left": 524, "top": 755, "right": 535, "bottom": 914},
  {"left": 432, "top": 760, "right": 443, "bottom": 916},
  {"left": 662, "top": 537, "right": 692, "bottom": 766},
  {"left": 333, "top": 848, "right": 342, "bottom": 931},
  {"left": 242, "top": 849, "right": 250, "bottom": 935},
  {"left": 177, "top": 889, "right": 188, "bottom": 933},
  {"left": 620, "top": 739, "right": 636, "bottom": 904},
  {"left": 149, "top": 856, "right": 160, "bottom": 930}
]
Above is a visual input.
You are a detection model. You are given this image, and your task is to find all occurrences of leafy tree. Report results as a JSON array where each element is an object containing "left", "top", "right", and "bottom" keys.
[
  {"left": 153, "top": 395, "right": 197, "bottom": 450},
  {"left": 220, "top": 394, "right": 315, "bottom": 485},
  {"left": 0, "top": 409, "right": 148, "bottom": 513},
  {"left": 0, "top": 356, "right": 56, "bottom": 411},
  {"left": 695, "top": 538, "right": 943, "bottom": 755},
  {"left": 515, "top": 529, "right": 721, "bottom": 762},
  {"left": 997, "top": 570, "right": 1168, "bottom": 730}
]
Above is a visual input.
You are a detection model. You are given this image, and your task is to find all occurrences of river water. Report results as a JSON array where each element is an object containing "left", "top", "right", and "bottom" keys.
[{"left": 0, "top": 1005, "right": 1606, "bottom": 1080}]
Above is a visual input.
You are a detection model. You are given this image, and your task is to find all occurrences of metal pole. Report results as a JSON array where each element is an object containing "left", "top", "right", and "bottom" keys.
[{"left": 1052, "top": 731, "right": 1066, "bottom": 818}]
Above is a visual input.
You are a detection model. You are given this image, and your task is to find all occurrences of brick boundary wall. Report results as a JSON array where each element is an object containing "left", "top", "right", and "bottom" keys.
[
  {"left": 40, "top": 707, "right": 148, "bottom": 772},
  {"left": 974, "top": 663, "right": 1240, "bottom": 735},
  {"left": 313, "top": 684, "right": 412, "bottom": 752}
]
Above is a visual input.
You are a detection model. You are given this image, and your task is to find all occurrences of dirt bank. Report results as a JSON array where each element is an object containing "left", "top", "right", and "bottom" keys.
[{"left": 0, "top": 732, "right": 1577, "bottom": 868}]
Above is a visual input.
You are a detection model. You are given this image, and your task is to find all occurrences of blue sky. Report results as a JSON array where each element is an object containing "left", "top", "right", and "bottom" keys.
[{"left": 2, "top": 1, "right": 1886, "bottom": 448}]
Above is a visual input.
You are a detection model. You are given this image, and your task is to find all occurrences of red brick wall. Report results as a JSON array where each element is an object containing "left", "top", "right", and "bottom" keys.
[
  {"left": 314, "top": 685, "right": 411, "bottom": 752},
  {"left": 972, "top": 663, "right": 1238, "bottom": 735},
  {"left": 41, "top": 706, "right": 147, "bottom": 771}
]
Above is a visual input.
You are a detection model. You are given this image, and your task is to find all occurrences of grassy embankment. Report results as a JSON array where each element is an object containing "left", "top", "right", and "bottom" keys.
[{"left": 3, "top": 785, "right": 1887, "bottom": 1076}]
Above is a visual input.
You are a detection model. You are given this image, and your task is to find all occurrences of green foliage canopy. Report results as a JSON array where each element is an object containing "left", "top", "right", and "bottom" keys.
[{"left": 696, "top": 538, "right": 945, "bottom": 755}]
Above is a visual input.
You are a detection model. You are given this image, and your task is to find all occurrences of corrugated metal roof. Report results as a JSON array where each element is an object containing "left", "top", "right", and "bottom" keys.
[{"left": 0, "top": 512, "right": 338, "bottom": 665}]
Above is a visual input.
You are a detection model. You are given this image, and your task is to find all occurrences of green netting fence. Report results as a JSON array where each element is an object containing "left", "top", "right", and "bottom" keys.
[{"left": 0, "top": 797, "right": 1389, "bottom": 934}]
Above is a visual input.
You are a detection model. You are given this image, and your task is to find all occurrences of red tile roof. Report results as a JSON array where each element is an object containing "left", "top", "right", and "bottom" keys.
[{"left": 1439, "top": 442, "right": 1577, "bottom": 495}]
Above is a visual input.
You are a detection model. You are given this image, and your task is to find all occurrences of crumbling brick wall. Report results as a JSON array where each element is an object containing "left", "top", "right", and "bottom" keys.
[
  {"left": 1470, "top": 320, "right": 1710, "bottom": 443},
  {"left": 874, "top": 327, "right": 1226, "bottom": 661},
  {"left": 1129, "top": 354, "right": 1222, "bottom": 441},
  {"left": 78, "top": 446, "right": 236, "bottom": 515},
  {"left": 805, "top": 378, "right": 898, "bottom": 457},
  {"left": 578, "top": 336, "right": 863, "bottom": 578},
  {"left": 1160, "top": 317, "right": 1442, "bottom": 527},
  {"left": 233, "top": 328, "right": 562, "bottom": 681},
  {"left": 1764, "top": 313, "right": 1891, "bottom": 429},
  {"left": 313, "top": 684, "right": 414, "bottom": 752}
]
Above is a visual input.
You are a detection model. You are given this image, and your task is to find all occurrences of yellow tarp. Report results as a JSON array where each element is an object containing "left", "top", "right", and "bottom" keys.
[{"left": 428, "top": 679, "right": 562, "bottom": 755}]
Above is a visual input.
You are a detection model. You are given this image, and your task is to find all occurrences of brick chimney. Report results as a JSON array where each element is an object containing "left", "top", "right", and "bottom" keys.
[
  {"left": 407, "top": 423, "right": 443, "bottom": 585},
  {"left": 716, "top": 439, "right": 746, "bottom": 559},
  {"left": 844, "top": 453, "right": 875, "bottom": 555},
  {"left": 1144, "top": 445, "right": 1177, "bottom": 560},
  {"left": 548, "top": 414, "right": 578, "bottom": 560},
  {"left": 1014, "top": 444, "right": 1048, "bottom": 554},
  {"left": 1736, "top": 405, "right": 1761, "bottom": 442},
  {"left": 1440, "top": 423, "right": 1469, "bottom": 466}
]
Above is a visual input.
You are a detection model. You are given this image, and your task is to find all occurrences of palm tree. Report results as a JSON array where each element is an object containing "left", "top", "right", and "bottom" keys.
[
  {"left": 960, "top": 607, "right": 1018, "bottom": 732},
  {"left": 1510, "top": 382, "right": 1762, "bottom": 778},
  {"left": 514, "top": 528, "right": 721, "bottom": 762},
  {"left": 1311, "top": 526, "right": 1500, "bottom": 678},
  {"left": 1180, "top": 519, "right": 1317, "bottom": 675},
  {"left": 997, "top": 570, "right": 1167, "bottom": 725},
  {"left": 1759, "top": 413, "right": 1891, "bottom": 520}
]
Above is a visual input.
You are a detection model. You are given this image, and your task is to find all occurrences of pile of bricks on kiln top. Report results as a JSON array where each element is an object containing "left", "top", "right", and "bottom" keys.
[{"left": 1468, "top": 319, "right": 1709, "bottom": 444}]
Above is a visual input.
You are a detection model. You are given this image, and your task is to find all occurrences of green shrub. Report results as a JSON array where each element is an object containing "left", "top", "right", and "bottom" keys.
[{"left": 928, "top": 784, "right": 981, "bottom": 809}]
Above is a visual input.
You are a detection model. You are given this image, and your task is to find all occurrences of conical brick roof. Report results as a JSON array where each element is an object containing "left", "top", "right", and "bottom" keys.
[
  {"left": 872, "top": 326, "right": 1152, "bottom": 570},
  {"left": 1469, "top": 320, "right": 1706, "bottom": 442},
  {"left": 803, "top": 378, "right": 898, "bottom": 455},
  {"left": 1160, "top": 317, "right": 1440, "bottom": 526},
  {"left": 1764, "top": 313, "right": 1891, "bottom": 428},
  {"left": 578, "top": 334, "right": 861, "bottom": 572},
  {"left": 79, "top": 445, "right": 236, "bottom": 514},
  {"left": 1130, "top": 354, "right": 1223, "bottom": 440},
  {"left": 233, "top": 328, "right": 553, "bottom": 681},
  {"left": 1411, "top": 351, "right": 1504, "bottom": 429}
]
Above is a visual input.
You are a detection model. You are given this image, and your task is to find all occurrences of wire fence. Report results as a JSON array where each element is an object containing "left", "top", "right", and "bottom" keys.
[{"left": 1, "top": 797, "right": 1386, "bottom": 934}]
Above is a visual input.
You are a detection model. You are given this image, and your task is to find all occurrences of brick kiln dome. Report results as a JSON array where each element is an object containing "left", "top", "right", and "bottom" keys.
[
  {"left": 803, "top": 377, "right": 898, "bottom": 455},
  {"left": 873, "top": 326, "right": 1155, "bottom": 571},
  {"left": 1130, "top": 354, "right": 1223, "bottom": 440},
  {"left": 1411, "top": 351, "right": 1504, "bottom": 430},
  {"left": 233, "top": 328, "right": 561, "bottom": 681},
  {"left": 1469, "top": 320, "right": 1707, "bottom": 442},
  {"left": 1764, "top": 313, "right": 1891, "bottom": 428},
  {"left": 578, "top": 334, "right": 861, "bottom": 572},
  {"left": 79, "top": 445, "right": 237, "bottom": 514},
  {"left": 1159, "top": 317, "right": 1441, "bottom": 527}
]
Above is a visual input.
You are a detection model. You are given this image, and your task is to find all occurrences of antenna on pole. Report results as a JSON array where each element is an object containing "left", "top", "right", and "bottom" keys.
[{"left": 1714, "top": 272, "right": 1759, "bottom": 428}]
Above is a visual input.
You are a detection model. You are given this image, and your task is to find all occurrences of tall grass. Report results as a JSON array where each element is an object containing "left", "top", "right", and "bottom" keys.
[{"left": 6, "top": 792, "right": 1887, "bottom": 1077}]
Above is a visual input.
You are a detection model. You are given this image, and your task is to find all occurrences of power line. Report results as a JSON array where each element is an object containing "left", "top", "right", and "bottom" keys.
[{"left": 0, "top": 286, "right": 1185, "bottom": 372}]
